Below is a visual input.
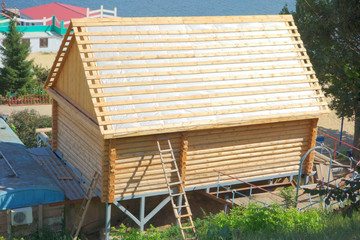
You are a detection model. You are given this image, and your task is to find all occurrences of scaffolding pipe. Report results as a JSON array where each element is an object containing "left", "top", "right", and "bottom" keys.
[{"left": 295, "top": 145, "right": 333, "bottom": 208}]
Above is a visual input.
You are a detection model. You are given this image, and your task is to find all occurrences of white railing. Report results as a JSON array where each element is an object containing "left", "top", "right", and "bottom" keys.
[
  {"left": 87, "top": 5, "right": 117, "bottom": 18},
  {"left": 0, "top": 5, "right": 116, "bottom": 26}
]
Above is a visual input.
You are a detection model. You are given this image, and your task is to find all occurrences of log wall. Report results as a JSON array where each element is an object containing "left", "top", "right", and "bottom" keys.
[
  {"left": 184, "top": 119, "right": 313, "bottom": 188},
  {"left": 111, "top": 119, "right": 316, "bottom": 200},
  {"left": 111, "top": 133, "right": 182, "bottom": 199},
  {"left": 53, "top": 43, "right": 97, "bottom": 120},
  {"left": 56, "top": 103, "right": 103, "bottom": 191}
]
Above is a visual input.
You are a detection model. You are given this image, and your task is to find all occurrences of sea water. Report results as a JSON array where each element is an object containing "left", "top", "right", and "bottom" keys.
[{"left": 6, "top": 0, "right": 295, "bottom": 17}]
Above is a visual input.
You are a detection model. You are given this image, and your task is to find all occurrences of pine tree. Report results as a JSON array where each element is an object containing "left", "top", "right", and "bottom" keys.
[{"left": 0, "top": 18, "right": 33, "bottom": 96}]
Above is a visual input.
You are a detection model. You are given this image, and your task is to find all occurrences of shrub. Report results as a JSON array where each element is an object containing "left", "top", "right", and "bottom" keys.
[{"left": 8, "top": 109, "right": 52, "bottom": 148}]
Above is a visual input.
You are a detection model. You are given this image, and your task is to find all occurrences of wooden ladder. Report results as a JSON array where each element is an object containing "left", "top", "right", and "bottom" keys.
[
  {"left": 156, "top": 138, "right": 197, "bottom": 240},
  {"left": 71, "top": 172, "right": 100, "bottom": 240}
]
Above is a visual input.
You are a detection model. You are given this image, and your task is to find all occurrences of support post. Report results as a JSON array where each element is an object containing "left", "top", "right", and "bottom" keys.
[
  {"left": 140, "top": 197, "right": 145, "bottom": 231},
  {"left": 113, "top": 196, "right": 171, "bottom": 230},
  {"left": 38, "top": 204, "right": 43, "bottom": 237},
  {"left": 224, "top": 195, "right": 230, "bottom": 213},
  {"left": 303, "top": 119, "right": 318, "bottom": 175},
  {"left": 6, "top": 209, "right": 11, "bottom": 239},
  {"left": 105, "top": 203, "right": 111, "bottom": 240},
  {"left": 51, "top": 100, "right": 58, "bottom": 151}
]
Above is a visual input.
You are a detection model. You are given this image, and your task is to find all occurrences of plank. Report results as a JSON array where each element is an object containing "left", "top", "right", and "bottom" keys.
[
  {"left": 102, "top": 114, "right": 326, "bottom": 139},
  {"left": 89, "top": 70, "right": 314, "bottom": 89},
  {"left": 88, "top": 62, "right": 312, "bottom": 80},
  {"left": 72, "top": 15, "right": 294, "bottom": 26},
  {"left": 84, "top": 48, "right": 306, "bottom": 63},
  {"left": 77, "top": 26, "right": 298, "bottom": 37},
  {"left": 78, "top": 33, "right": 301, "bottom": 45},
  {"left": 85, "top": 56, "right": 308, "bottom": 72},
  {"left": 99, "top": 102, "right": 327, "bottom": 125},
  {"left": 97, "top": 95, "right": 316, "bottom": 117},
  {"left": 79, "top": 40, "right": 304, "bottom": 53},
  {"left": 94, "top": 86, "right": 322, "bottom": 107},
  {"left": 92, "top": 78, "right": 318, "bottom": 98}
]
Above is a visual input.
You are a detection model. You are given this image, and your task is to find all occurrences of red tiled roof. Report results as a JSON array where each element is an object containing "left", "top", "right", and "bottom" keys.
[{"left": 20, "top": 2, "right": 88, "bottom": 24}]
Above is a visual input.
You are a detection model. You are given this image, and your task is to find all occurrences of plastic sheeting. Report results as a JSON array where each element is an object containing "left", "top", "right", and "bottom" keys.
[{"left": 85, "top": 21, "right": 321, "bottom": 130}]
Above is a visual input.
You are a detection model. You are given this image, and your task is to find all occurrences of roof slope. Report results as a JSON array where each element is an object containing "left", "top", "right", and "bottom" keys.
[
  {"left": 46, "top": 15, "right": 329, "bottom": 139},
  {"left": 0, "top": 119, "right": 64, "bottom": 210},
  {"left": 20, "top": 3, "right": 88, "bottom": 23}
]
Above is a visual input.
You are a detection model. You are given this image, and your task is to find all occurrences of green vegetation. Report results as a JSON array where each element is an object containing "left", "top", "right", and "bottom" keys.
[
  {"left": 110, "top": 204, "right": 360, "bottom": 240},
  {"left": 0, "top": 229, "right": 72, "bottom": 240},
  {"left": 0, "top": 19, "right": 50, "bottom": 100},
  {"left": 8, "top": 109, "right": 52, "bottom": 148},
  {"left": 281, "top": 0, "right": 360, "bottom": 157},
  {"left": 0, "top": 19, "right": 34, "bottom": 96}
]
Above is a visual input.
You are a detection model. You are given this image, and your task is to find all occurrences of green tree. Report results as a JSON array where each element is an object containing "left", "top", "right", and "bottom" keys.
[
  {"left": 32, "top": 64, "right": 50, "bottom": 94},
  {"left": 0, "top": 18, "right": 33, "bottom": 96},
  {"left": 282, "top": 1, "right": 360, "bottom": 157},
  {"left": 8, "top": 109, "right": 52, "bottom": 148}
]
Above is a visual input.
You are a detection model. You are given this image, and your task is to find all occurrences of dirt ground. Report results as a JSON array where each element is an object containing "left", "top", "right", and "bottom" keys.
[
  {"left": 28, "top": 52, "right": 57, "bottom": 69},
  {"left": 0, "top": 104, "right": 52, "bottom": 116}
]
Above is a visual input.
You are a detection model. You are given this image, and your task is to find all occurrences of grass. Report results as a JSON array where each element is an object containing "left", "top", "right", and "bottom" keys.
[
  {"left": 1, "top": 204, "right": 360, "bottom": 239},
  {"left": 110, "top": 204, "right": 360, "bottom": 240}
]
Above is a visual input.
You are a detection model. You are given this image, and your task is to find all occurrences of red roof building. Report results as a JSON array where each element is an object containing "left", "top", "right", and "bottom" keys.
[{"left": 20, "top": 3, "right": 88, "bottom": 24}]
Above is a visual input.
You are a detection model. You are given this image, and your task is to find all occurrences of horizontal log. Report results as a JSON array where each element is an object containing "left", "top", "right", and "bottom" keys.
[
  {"left": 185, "top": 159, "right": 301, "bottom": 178},
  {"left": 188, "top": 119, "right": 311, "bottom": 137},
  {"left": 187, "top": 128, "right": 310, "bottom": 148},
  {"left": 186, "top": 147, "right": 304, "bottom": 167},
  {"left": 188, "top": 137, "right": 308, "bottom": 156},
  {"left": 187, "top": 142, "right": 306, "bottom": 161}
]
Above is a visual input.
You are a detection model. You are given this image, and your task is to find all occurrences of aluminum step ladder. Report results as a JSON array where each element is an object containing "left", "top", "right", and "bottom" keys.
[
  {"left": 156, "top": 138, "right": 197, "bottom": 240},
  {"left": 71, "top": 171, "right": 100, "bottom": 240}
]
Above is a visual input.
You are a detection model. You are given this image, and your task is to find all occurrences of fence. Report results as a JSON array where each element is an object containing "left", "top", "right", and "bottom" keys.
[
  {"left": 0, "top": 5, "right": 117, "bottom": 35},
  {"left": 1, "top": 94, "right": 52, "bottom": 105}
]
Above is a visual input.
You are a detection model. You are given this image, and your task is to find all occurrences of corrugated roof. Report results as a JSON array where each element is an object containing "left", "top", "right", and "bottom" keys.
[
  {"left": 45, "top": 15, "right": 329, "bottom": 139},
  {"left": 0, "top": 119, "right": 64, "bottom": 210},
  {"left": 20, "top": 3, "right": 88, "bottom": 24}
]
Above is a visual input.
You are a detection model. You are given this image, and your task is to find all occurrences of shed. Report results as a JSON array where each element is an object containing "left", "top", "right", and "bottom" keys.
[
  {"left": 0, "top": 118, "right": 64, "bottom": 237},
  {"left": 45, "top": 15, "right": 328, "bottom": 232}
]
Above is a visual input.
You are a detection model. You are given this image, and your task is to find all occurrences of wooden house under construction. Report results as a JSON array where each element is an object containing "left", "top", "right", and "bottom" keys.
[{"left": 44, "top": 15, "right": 328, "bottom": 235}]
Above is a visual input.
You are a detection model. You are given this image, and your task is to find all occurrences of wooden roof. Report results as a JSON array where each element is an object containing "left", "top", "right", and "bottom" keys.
[{"left": 45, "top": 15, "right": 329, "bottom": 139}]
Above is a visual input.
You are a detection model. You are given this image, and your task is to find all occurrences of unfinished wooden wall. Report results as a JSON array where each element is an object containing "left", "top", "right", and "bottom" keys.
[
  {"left": 184, "top": 119, "right": 314, "bottom": 188},
  {"left": 53, "top": 43, "right": 97, "bottom": 121},
  {"left": 110, "top": 133, "right": 182, "bottom": 200},
  {"left": 0, "top": 205, "right": 63, "bottom": 238},
  {"left": 108, "top": 119, "right": 315, "bottom": 200},
  {"left": 56, "top": 103, "right": 103, "bottom": 191}
]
